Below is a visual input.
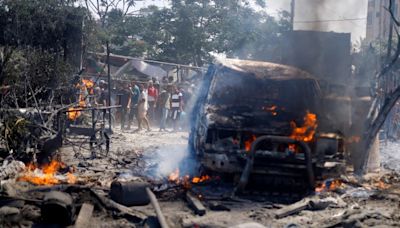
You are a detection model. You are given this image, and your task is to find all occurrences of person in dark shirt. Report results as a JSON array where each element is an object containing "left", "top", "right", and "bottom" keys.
[
  {"left": 99, "top": 81, "right": 109, "bottom": 106},
  {"left": 120, "top": 83, "right": 131, "bottom": 130},
  {"left": 158, "top": 87, "right": 170, "bottom": 131},
  {"left": 127, "top": 81, "right": 140, "bottom": 130}
]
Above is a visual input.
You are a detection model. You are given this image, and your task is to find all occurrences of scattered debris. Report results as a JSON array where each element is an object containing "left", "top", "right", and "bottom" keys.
[
  {"left": 186, "top": 191, "right": 207, "bottom": 216},
  {"left": 74, "top": 203, "right": 94, "bottom": 228}
]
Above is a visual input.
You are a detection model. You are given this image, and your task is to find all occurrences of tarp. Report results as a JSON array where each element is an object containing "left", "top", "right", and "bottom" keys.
[{"left": 115, "top": 59, "right": 167, "bottom": 80}]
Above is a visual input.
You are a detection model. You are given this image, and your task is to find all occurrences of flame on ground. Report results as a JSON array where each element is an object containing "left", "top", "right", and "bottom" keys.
[
  {"left": 168, "top": 168, "right": 180, "bottom": 183},
  {"left": 18, "top": 160, "right": 76, "bottom": 185},
  {"left": 315, "top": 179, "right": 342, "bottom": 193},
  {"left": 168, "top": 169, "right": 212, "bottom": 188},
  {"left": 290, "top": 111, "right": 318, "bottom": 142},
  {"left": 375, "top": 180, "right": 389, "bottom": 190}
]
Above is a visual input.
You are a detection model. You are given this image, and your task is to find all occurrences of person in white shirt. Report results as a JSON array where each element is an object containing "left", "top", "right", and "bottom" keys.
[{"left": 170, "top": 86, "right": 183, "bottom": 131}]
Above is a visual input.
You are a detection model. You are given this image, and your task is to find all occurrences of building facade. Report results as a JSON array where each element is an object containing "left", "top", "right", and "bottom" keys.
[{"left": 366, "top": 0, "right": 400, "bottom": 42}]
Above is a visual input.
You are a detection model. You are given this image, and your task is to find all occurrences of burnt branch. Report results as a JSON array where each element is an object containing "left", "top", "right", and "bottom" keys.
[{"left": 360, "top": 0, "right": 400, "bottom": 173}]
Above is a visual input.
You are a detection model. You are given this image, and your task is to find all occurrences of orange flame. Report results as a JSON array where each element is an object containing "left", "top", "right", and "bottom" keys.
[
  {"left": 68, "top": 78, "right": 94, "bottom": 121},
  {"left": 290, "top": 111, "right": 318, "bottom": 142},
  {"left": 315, "top": 179, "right": 342, "bottom": 193},
  {"left": 82, "top": 79, "right": 94, "bottom": 95},
  {"left": 18, "top": 160, "right": 76, "bottom": 185},
  {"left": 288, "top": 144, "right": 297, "bottom": 152},
  {"left": 168, "top": 168, "right": 180, "bottom": 182},
  {"left": 168, "top": 169, "right": 212, "bottom": 188},
  {"left": 262, "top": 105, "right": 278, "bottom": 116},
  {"left": 375, "top": 180, "right": 389, "bottom": 189},
  {"left": 68, "top": 107, "right": 81, "bottom": 121},
  {"left": 244, "top": 135, "right": 257, "bottom": 152},
  {"left": 192, "top": 175, "right": 211, "bottom": 184}
]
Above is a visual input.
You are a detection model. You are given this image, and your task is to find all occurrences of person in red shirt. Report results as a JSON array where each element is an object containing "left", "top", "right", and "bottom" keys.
[{"left": 147, "top": 81, "right": 158, "bottom": 121}]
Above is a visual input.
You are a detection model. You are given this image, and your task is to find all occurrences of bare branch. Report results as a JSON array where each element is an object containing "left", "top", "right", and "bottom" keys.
[{"left": 385, "top": 0, "right": 400, "bottom": 27}]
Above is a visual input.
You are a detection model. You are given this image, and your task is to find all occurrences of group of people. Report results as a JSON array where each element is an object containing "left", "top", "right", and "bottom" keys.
[{"left": 116, "top": 79, "right": 189, "bottom": 132}]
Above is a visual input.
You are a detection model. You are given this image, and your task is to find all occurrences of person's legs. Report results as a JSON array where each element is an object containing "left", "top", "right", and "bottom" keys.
[
  {"left": 127, "top": 106, "right": 136, "bottom": 130},
  {"left": 137, "top": 117, "right": 142, "bottom": 130},
  {"left": 121, "top": 107, "right": 126, "bottom": 130},
  {"left": 144, "top": 116, "right": 151, "bottom": 130},
  {"left": 172, "top": 109, "right": 178, "bottom": 130},
  {"left": 148, "top": 101, "right": 155, "bottom": 120},
  {"left": 160, "top": 108, "right": 168, "bottom": 130}
]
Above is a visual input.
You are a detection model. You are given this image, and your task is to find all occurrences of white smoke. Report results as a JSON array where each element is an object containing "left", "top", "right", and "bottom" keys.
[{"left": 143, "top": 144, "right": 197, "bottom": 179}]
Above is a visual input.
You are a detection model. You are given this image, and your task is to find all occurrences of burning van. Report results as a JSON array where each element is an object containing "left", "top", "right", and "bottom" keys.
[{"left": 189, "top": 59, "right": 345, "bottom": 193}]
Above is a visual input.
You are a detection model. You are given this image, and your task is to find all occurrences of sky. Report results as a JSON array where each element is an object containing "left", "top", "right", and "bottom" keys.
[{"left": 133, "top": 0, "right": 368, "bottom": 43}]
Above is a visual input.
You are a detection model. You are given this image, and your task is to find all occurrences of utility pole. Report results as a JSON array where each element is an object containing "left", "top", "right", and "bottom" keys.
[{"left": 290, "top": 0, "right": 295, "bottom": 31}]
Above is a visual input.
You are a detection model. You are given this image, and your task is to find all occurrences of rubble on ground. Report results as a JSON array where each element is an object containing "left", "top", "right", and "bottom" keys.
[{"left": 0, "top": 130, "right": 399, "bottom": 227}]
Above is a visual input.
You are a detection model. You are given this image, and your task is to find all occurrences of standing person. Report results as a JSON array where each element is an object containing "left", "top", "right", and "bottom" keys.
[
  {"left": 147, "top": 81, "right": 158, "bottom": 121},
  {"left": 127, "top": 81, "right": 140, "bottom": 130},
  {"left": 137, "top": 98, "right": 151, "bottom": 131},
  {"left": 170, "top": 86, "right": 183, "bottom": 131},
  {"left": 119, "top": 82, "right": 131, "bottom": 130},
  {"left": 158, "top": 87, "right": 170, "bottom": 131},
  {"left": 99, "top": 80, "right": 109, "bottom": 106},
  {"left": 137, "top": 84, "right": 150, "bottom": 130}
]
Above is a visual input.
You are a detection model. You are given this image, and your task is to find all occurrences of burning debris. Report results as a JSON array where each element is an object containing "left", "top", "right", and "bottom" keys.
[
  {"left": 17, "top": 160, "right": 76, "bottom": 185},
  {"left": 289, "top": 111, "right": 318, "bottom": 143}
]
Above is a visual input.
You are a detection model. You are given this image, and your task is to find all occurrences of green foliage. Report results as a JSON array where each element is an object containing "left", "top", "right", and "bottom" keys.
[
  {"left": 0, "top": 116, "right": 30, "bottom": 153},
  {"left": 0, "top": 47, "right": 73, "bottom": 108},
  {"left": 0, "top": 0, "right": 87, "bottom": 107},
  {"left": 0, "top": 0, "right": 84, "bottom": 56},
  {"left": 102, "top": 0, "right": 289, "bottom": 66}
]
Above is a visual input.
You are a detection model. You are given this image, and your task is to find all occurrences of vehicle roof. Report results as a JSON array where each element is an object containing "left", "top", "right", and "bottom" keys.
[{"left": 215, "top": 58, "right": 316, "bottom": 81}]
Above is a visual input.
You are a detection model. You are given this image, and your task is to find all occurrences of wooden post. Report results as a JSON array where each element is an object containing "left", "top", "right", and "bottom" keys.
[{"left": 106, "top": 41, "right": 112, "bottom": 132}]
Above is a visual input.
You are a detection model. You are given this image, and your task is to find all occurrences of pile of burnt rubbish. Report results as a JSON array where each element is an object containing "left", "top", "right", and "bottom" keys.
[{"left": 1, "top": 159, "right": 400, "bottom": 228}]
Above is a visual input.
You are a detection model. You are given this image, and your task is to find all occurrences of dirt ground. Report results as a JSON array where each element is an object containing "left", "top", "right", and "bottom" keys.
[{"left": 54, "top": 127, "right": 400, "bottom": 228}]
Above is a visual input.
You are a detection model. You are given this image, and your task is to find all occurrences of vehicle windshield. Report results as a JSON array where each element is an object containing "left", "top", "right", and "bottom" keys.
[{"left": 208, "top": 69, "right": 319, "bottom": 116}]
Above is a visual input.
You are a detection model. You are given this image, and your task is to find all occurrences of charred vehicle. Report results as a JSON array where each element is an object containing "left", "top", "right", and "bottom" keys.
[{"left": 190, "top": 59, "right": 345, "bottom": 193}]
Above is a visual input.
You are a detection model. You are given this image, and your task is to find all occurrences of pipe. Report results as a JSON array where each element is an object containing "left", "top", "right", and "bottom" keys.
[{"left": 146, "top": 188, "right": 170, "bottom": 228}]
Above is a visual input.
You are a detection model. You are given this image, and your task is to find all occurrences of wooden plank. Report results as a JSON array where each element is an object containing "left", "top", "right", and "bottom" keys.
[
  {"left": 274, "top": 200, "right": 309, "bottom": 219},
  {"left": 186, "top": 192, "right": 206, "bottom": 216},
  {"left": 74, "top": 203, "right": 94, "bottom": 228}
]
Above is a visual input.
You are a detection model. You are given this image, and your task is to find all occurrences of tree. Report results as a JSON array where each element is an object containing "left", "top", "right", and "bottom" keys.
[
  {"left": 117, "top": 0, "right": 289, "bottom": 66},
  {"left": 0, "top": 0, "right": 86, "bottom": 108},
  {"left": 356, "top": 0, "right": 400, "bottom": 173}
]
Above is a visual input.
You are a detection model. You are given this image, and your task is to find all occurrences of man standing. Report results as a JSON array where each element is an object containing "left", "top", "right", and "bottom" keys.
[
  {"left": 158, "top": 87, "right": 170, "bottom": 131},
  {"left": 137, "top": 84, "right": 150, "bottom": 131},
  {"left": 120, "top": 82, "right": 131, "bottom": 130},
  {"left": 147, "top": 81, "right": 158, "bottom": 121},
  {"left": 170, "top": 86, "right": 183, "bottom": 131},
  {"left": 127, "top": 81, "right": 140, "bottom": 130}
]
